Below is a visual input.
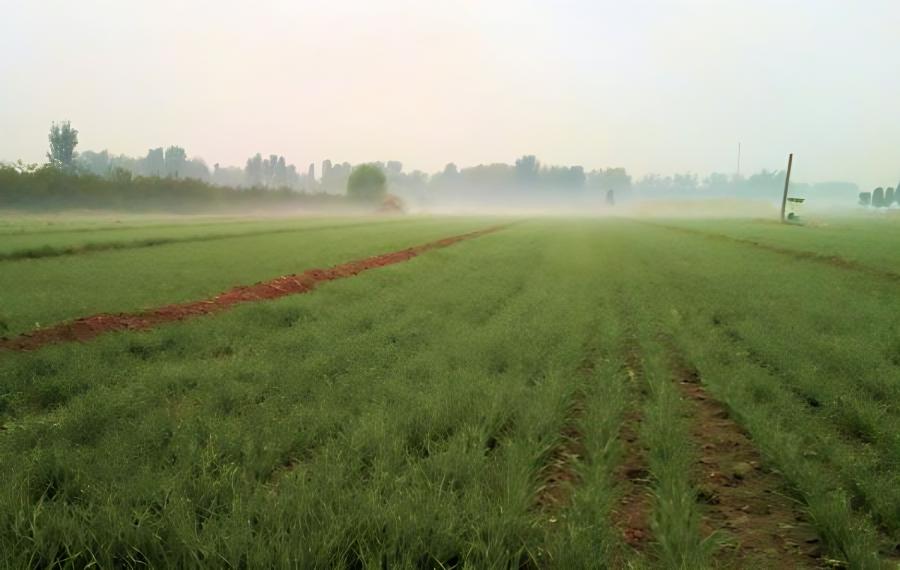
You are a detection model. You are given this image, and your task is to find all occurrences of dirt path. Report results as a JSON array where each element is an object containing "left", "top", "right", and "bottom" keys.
[
  {"left": 0, "top": 225, "right": 505, "bottom": 352},
  {"left": 667, "top": 347, "right": 825, "bottom": 568},
  {"left": 534, "top": 388, "right": 587, "bottom": 512},
  {"left": 610, "top": 336, "right": 653, "bottom": 553},
  {"left": 534, "top": 339, "right": 600, "bottom": 512}
]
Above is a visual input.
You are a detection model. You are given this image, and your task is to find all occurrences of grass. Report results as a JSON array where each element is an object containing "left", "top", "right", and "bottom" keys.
[
  {"left": 0, "top": 217, "right": 398, "bottom": 260},
  {"left": 2, "top": 214, "right": 900, "bottom": 567},
  {"left": 0, "top": 216, "right": 499, "bottom": 335},
  {"left": 653, "top": 215, "right": 900, "bottom": 274}
]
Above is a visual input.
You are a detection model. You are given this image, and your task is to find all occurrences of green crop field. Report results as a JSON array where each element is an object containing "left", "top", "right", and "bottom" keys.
[{"left": 2, "top": 214, "right": 900, "bottom": 569}]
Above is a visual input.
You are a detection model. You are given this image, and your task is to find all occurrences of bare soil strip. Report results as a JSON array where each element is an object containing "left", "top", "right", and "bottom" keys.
[
  {"left": 534, "top": 341, "right": 600, "bottom": 512},
  {"left": 0, "top": 225, "right": 505, "bottom": 351},
  {"left": 667, "top": 348, "right": 825, "bottom": 568},
  {"left": 534, "top": 388, "right": 587, "bottom": 512},
  {"left": 610, "top": 338, "right": 653, "bottom": 552},
  {"left": 647, "top": 221, "right": 900, "bottom": 283}
]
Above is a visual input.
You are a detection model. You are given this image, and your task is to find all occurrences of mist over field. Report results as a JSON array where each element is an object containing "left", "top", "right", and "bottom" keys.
[
  {"left": 3, "top": 1, "right": 899, "bottom": 217},
  {"left": 0, "top": 143, "right": 873, "bottom": 216}
]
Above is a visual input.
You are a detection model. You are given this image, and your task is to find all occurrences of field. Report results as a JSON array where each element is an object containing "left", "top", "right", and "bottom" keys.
[{"left": 2, "top": 213, "right": 900, "bottom": 568}]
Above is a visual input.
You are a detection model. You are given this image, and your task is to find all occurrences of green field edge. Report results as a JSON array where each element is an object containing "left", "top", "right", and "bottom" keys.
[{"left": 0, "top": 218, "right": 417, "bottom": 262}]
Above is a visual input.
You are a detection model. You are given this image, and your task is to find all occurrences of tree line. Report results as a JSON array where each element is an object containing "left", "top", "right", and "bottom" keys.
[
  {"left": 0, "top": 121, "right": 865, "bottom": 212},
  {"left": 858, "top": 186, "right": 900, "bottom": 208}
]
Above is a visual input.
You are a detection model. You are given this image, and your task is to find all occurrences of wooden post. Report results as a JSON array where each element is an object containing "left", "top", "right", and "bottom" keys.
[{"left": 780, "top": 153, "right": 794, "bottom": 222}]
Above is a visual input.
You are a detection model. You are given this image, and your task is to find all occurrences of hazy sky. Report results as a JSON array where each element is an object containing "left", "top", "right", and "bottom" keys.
[{"left": 3, "top": 0, "right": 899, "bottom": 187}]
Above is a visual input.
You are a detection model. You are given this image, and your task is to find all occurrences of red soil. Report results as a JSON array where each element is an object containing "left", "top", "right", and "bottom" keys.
[{"left": 1, "top": 226, "right": 505, "bottom": 352}]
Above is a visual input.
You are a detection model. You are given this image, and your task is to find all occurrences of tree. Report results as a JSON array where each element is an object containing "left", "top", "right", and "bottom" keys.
[
  {"left": 872, "top": 187, "right": 885, "bottom": 208},
  {"left": 589, "top": 167, "right": 632, "bottom": 193},
  {"left": 263, "top": 154, "right": 278, "bottom": 186},
  {"left": 181, "top": 157, "right": 210, "bottom": 181},
  {"left": 859, "top": 192, "right": 872, "bottom": 207},
  {"left": 307, "top": 163, "right": 316, "bottom": 191},
  {"left": 347, "top": 163, "right": 387, "bottom": 203},
  {"left": 245, "top": 153, "right": 263, "bottom": 187},
  {"left": 109, "top": 167, "right": 133, "bottom": 184},
  {"left": 386, "top": 161, "right": 403, "bottom": 176},
  {"left": 144, "top": 147, "right": 165, "bottom": 176},
  {"left": 79, "top": 150, "right": 110, "bottom": 175},
  {"left": 885, "top": 187, "right": 895, "bottom": 207},
  {"left": 274, "top": 156, "right": 287, "bottom": 187},
  {"left": 515, "top": 155, "right": 539, "bottom": 186},
  {"left": 164, "top": 146, "right": 187, "bottom": 178},
  {"left": 47, "top": 121, "right": 79, "bottom": 169}
]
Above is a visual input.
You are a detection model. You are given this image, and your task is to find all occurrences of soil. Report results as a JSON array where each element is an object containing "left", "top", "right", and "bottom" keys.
[
  {"left": 610, "top": 339, "right": 653, "bottom": 552},
  {"left": 534, "top": 390, "right": 586, "bottom": 512},
  {"left": 1, "top": 225, "right": 505, "bottom": 352},
  {"left": 535, "top": 346, "right": 598, "bottom": 512},
  {"left": 668, "top": 350, "right": 826, "bottom": 568}
]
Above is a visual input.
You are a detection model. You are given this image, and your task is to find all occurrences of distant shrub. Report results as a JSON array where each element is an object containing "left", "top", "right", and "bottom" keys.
[
  {"left": 872, "top": 187, "right": 885, "bottom": 208},
  {"left": 347, "top": 163, "right": 387, "bottom": 203},
  {"left": 858, "top": 192, "right": 871, "bottom": 207}
]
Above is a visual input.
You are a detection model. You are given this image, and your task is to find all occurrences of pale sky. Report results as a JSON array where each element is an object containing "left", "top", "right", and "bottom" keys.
[{"left": 3, "top": 0, "right": 899, "bottom": 187}]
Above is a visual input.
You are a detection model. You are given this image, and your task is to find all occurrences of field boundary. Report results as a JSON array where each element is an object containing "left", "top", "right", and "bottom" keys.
[
  {"left": 643, "top": 221, "right": 900, "bottom": 283},
  {"left": 0, "top": 219, "right": 416, "bottom": 262},
  {"left": 0, "top": 225, "right": 507, "bottom": 351}
]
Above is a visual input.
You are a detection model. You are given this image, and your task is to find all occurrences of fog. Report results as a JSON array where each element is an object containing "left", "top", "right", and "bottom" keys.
[
  {"left": 0, "top": 137, "right": 877, "bottom": 216},
  {"left": 4, "top": 1, "right": 900, "bottom": 191},
  {"left": 2, "top": 1, "right": 899, "bottom": 216}
]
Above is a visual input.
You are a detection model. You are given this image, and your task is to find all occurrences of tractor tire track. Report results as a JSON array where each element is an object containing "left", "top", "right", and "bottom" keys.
[
  {"left": 0, "top": 225, "right": 506, "bottom": 352},
  {"left": 665, "top": 345, "right": 825, "bottom": 568}
]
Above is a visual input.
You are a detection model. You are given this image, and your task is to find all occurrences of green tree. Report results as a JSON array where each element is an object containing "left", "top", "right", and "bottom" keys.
[
  {"left": 514, "top": 155, "right": 539, "bottom": 186},
  {"left": 885, "top": 187, "right": 895, "bottom": 207},
  {"left": 347, "top": 163, "right": 387, "bottom": 203},
  {"left": 245, "top": 153, "right": 263, "bottom": 187},
  {"left": 872, "top": 187, "right": 885, "bottom": 208},
  {"left": 164, "top": 146, "right": 187, "bottom": 178},
  {"left": 47, "top": 121, "right": 79, "bottom": 170},
  {"left": 144, "top": 147, "right": 165, "bottom": 176}
]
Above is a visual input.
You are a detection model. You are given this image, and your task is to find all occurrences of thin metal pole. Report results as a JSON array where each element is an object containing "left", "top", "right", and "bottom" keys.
[{"left": 780, "top": 153, "right": 793, "bottom": 222}]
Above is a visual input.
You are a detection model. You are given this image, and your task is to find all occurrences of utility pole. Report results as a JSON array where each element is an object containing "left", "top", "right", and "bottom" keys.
[{"left": 780, "top": 153, "right": 794, "bottom": 222}]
